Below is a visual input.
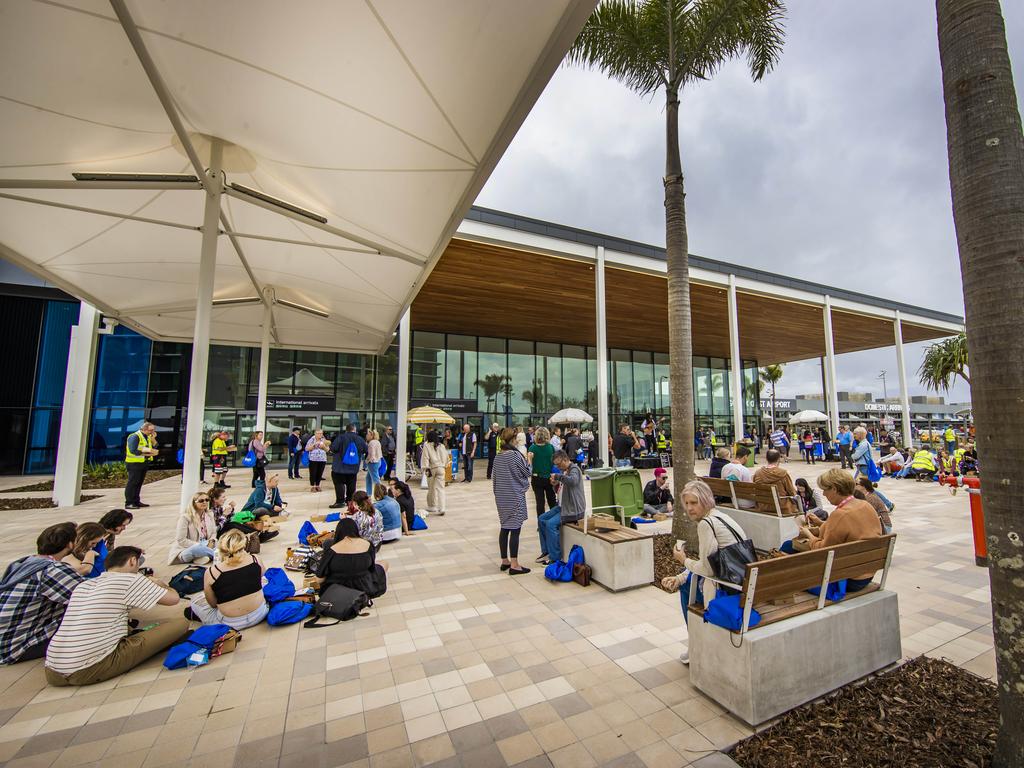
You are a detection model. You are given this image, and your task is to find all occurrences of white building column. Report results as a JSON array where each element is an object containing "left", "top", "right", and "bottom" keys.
[
  {"left": 727, "top": 274, "right": 744, "bottom": 444},
  {"left": 395, "top": 308, "right": 410, "bottom": 482},
  {"left": 823, "top": 295, "right": 841, "bottom": 438},
  {"left": 52, "top": 302, "right": 101, "bottom": 507},
  {"left": 595, "top": 246, "right": 610, "bottom": 467},
  {"left": 894, "top": 310, "right": 912, "bottom": 444},
  {"left": 180, "top": 140, "right": 223, "bottom": 510},
  {"left": 255, "top": 301, "right": 272, "bottom": 432}
]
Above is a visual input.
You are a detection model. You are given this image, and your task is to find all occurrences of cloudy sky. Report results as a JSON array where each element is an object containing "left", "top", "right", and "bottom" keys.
[{"left": 477, "top": 0, "right": 1024, "bottom": 405}]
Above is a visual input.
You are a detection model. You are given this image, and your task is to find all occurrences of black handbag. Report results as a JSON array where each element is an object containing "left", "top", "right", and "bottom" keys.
[
  {"left": 705, "top": 516, "right": 756, "bottom": 587},
  {"left": 303, "top": 583, "right": 370, "bottom": 627}
]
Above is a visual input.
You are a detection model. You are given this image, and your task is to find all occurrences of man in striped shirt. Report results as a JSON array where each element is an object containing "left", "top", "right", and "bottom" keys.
[{"left": 44, "top": 546, "right": 187, "bottom": 686}]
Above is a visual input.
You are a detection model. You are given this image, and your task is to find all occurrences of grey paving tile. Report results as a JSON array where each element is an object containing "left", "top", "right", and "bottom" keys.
[
  {"left": 448, "top": 721, "right": 494, "bottom": 753},
  {"left": 484, "top": 711, "right": 530, "bottom": 741},
  {"left": 14, "top": 726, "right": 79, "bottom": 757},
  {"left": 549, "top": 693, "right": 591, "bottom": 719},
  {"left": 460, "top": 743, "right": 508, "bottom": 768}
]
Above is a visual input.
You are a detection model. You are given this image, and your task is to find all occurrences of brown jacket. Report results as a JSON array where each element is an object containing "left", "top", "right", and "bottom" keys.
[
  {"left": 752, "top": 465, "right": 798, "bottom": 514},
  {"left": 810, "top": 498, "right": 884, "bottom": 579}
]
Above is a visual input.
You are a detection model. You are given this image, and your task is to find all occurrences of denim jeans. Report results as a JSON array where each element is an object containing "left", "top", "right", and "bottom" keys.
[
  {"left": 288, "top": 452, "right": 302, "bottom": 478},
  {"left": 614, "top": 458, "right": 631, "bottom": 467},
  {"left": 678, "top": 572, "right": 703, "bottom": 628},
  {"left": 365, "top": 462, "right": 381, "bottom": 493},
  {"left": 538, "top": 506, "right": 563, "bottom": 559},
  {"left": 178, "top": 543, "right": 216, "bottom": 563}
]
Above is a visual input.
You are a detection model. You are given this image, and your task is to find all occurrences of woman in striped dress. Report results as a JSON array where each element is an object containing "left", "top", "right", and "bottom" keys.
[{"left": 492, "top": 427, "right": 531, "bottom": 575}]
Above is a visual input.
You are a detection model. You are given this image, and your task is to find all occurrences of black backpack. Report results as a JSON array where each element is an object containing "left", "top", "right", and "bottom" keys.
[
  {"left": 169, "top": 565, "right": 206, "bottom": 597},
  {"left": 303, "top": 584, "right": 370, "bottom": 627}
]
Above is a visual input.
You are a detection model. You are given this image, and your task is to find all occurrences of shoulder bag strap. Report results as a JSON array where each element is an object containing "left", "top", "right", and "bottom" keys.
[{"left": 708, "top": 513, "right": 743, "bottom": 544}]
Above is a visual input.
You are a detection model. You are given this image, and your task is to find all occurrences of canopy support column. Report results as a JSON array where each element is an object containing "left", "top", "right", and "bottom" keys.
[
  {"left": 53, "top": 302, "right": 100, "bottom": 507},
  {"left": 180, "top": 140, "right": 223, "bottom": 511},
  {"left": 596, "top": 246, "right": 610, "bottom": 467},
  {"left": 255, "top": 300, "right": 272, "bottom": 432},
  {"left": 395, "top": 309, "right": 410, "bottom": 482},
  {"left": 727, "top": 275, "right": 744, "bottom": 445},
  {"left": 894, "top": 310, "right": 912, "bottom": 445},
  {"left": 823, "top": 295, "right": 841, "bottom": 439}
]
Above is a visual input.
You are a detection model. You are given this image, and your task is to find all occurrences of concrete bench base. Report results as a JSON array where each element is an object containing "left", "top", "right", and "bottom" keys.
[
  {"left": 563, "top": 524, "right": 653, "bottom": 592},
  {"left": 715, "top": 506, "right": 799, "bottom": 552},
  {"left": 688, "top": 590, "right": 901, "bottom": 725}
]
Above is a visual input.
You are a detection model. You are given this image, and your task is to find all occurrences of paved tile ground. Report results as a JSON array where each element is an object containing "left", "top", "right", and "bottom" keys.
[{"left": 0, "top": 457, "right": 995, "bottom": 768}]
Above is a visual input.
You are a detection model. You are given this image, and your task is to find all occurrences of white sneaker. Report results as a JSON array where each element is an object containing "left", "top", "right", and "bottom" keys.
[{"left": 678, "top": 649, "right": 690, "bottom": 666}]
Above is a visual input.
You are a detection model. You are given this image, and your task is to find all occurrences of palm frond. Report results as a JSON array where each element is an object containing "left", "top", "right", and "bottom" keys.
[
  {"left": 567, "top": 0, "right": 667, "bottom": 96},
  {"left": 678, "top": 0, "right": 786, "bottom": 85},
  {"left": 918, "top": 332, "right": 970, "bottom": 392}
]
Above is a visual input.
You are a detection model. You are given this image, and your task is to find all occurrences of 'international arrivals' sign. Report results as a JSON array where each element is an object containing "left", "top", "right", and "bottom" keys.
[
  {"left": 409, "top": 398, "right": 478, "bottom": 416},
  {"left": 245, "top": 395, "right": 336, "bottom": 411}
]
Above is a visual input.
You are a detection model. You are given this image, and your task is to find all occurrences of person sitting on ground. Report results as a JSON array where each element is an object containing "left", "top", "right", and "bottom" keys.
[
  {"left": 168, "top": 492, "right": 217, "bottom": 565},
  {"left": 936, "top": 449, "right": 959, "bottom": 481},
  {"left": 373, "top": 483, "right": 404, "bottom": 544},
  {"left": 643, "top": 467, "right": 674, "bottom": 516},
  {"left": 185, "top": 530, "right": 269, "bottom": 629},
  {"left": 208, "top": 486, "right": 236, "bottom": 533},
  {"left": 350, "top": 491, "right": 384, "bottom": 550},
  {"left": 44, "top": 546, "right": 185, "bottom": 686},
  {"left": 908, "top": 447, "right": 938, "bottom": 481},
  {"left": 960, "top": 443, "right": 979, "bottom": 475},
  {"left": 99, "top": 509, "right": 134, "bottom": 550},
  {"left": 315, "top": 518, "right": 388, "bottom": 598},
  {"left": 388, "top": 478, "right": 416, "bottom": 535},
  {"left": 855, "top": 477, "right": 893, "bottom": 534},
  {"left": 720, "top": 446, "right": 755, "bottom": 508},
  {"left": 537, "top": 450, "right": 586, "bottom": 565},
  {"left": 782, "top": 470, "right": 883, "bottom": 591},
  {"left": 241, "top": 474, "right": 287, "bottom": 517},
  {"left": 752, "top": 449, "right": 799, "bottom": 514},
  {"left": 62, "top": 523, "right": 110, "bottom": 578},
  {"left": 794, "top": 477, "right": 827, "bottom": 520},
  {"left": 660, "top": 479, "right": 747, "bottom": 666},
  {"left": 0, "top": 523, "right": 83, "bottom": 664},
  {"left": 879, "top": 445, "right": 906, "bottom": 476}
]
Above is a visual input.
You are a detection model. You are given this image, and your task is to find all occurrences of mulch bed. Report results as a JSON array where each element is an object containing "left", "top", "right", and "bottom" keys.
[
  {"left": 0, "top": 495, "right": 101, "bottom": 510},
  {"left": 653, "top": 533, "right": 678, "bottom": 591},
  {"left": 5, "top": 470, "right": 181, "bottom": 493},
  {"left": 729, "top": 656, "right": 997, "bottom": 768}
]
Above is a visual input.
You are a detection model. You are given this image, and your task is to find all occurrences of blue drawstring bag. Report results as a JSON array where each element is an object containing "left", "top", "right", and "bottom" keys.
[
  {"left": 411, "top": 514, "right": 428, "bottom": 531},
  {"left": 164, "top": 624, "right": 232, "bottom": 669},
  {"left": 267, "top": 600, "right": 313, "bottom": 625},
  {"left": 177, "top": 448, "right": 185, "bottom": 465},
  {"left": 324, "top": 512, "right": 341, "bottom": 523},
  {"left": 342, "top": 442, "right": 360, "bottom": 465},
  {"left": 866, "top": 457, "right": 882, "bottom": 483},
  {"left": 298, "top": 521, "right": 318, "bottom": 545},
  {"left": 807, "top": 579, "right": 848, "bottom": 602},
  {"left": 301, "top": 452, "right": 310, "bottom": 468},
  {"left": 703, "top": 591, "right": 762, "bottom": 632},
  {"left": 262, "top": 567, "right": 295, "bottom": 603},
  {"left": 241, "top": 450, "right": 257, "bottom": 468},
  {"left": 544, "top": 544, "right": 584, "bottom": 582},
  {"left": 379, "top": 458, "right": 388, "bottom": 476}
]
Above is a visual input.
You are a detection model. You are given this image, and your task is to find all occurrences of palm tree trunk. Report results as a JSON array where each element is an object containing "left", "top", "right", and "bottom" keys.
[
  {"left": 666, "top": 85, "right": 697, "bottom": 549},
  {"left": 936, "top": 1, "right": 1024, "bottom": 764}
]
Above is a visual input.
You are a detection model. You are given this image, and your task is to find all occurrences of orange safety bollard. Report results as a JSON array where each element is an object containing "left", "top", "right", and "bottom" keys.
[{"left": 964, "top": 477, "right": 985, "bottom": 567}]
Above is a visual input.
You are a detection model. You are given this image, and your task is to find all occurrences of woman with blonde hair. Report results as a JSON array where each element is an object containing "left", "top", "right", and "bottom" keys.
[
  {"left": 660, "top": 479, "right": 747, "bottom": 665},
  {"left": 63, "top": 523, "right": 109, "bottom": 577},
  {"left": 167, "top": 492, "right": 217, "bottom": 565},
  {"left": 365, "top": 429, "right": 383, "bottom": 493},
  {"left": 527, "top": 427, "right": 556, "bottom": 550},
  {"left": 186, "top": 529, "right": 268, "bottom": 628}
]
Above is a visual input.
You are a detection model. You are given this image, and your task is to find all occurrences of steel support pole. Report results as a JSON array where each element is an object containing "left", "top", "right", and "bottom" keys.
[
  {"left": 823, "top": 296, "right": 841, "bottom": 438},
  {"left": 596, "top": 247, "right": 610, "bottom": 467},
  {"left": 52, "top": 303, "right": 101, "bottom": 507},
  {"left": 727, "top": 275, "right": 745, "bottom": 444},
  {"left": 894, "top": 310, "right": 913, "bottom": 446},
  {"left": 395, "top": 309, "right": 411, "bottom": 482},
  {"left": 256, "top": 301, "right": 272, "bottom": 432},
  {"left": 180, "top": 141, "right": 223, "bottom": 510}
]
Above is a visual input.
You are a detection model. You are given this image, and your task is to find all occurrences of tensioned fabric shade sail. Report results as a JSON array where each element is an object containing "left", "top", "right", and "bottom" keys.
[{"left": 0, "top": 0, "right": 596, "bottom": 354}]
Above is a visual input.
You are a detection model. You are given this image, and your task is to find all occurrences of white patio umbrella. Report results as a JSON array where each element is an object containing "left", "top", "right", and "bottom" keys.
[
  {"left": 787, "top": 410, "right": 830, "bottom": 423},
  {"left": 548, "top": 408, "right": 594, "bottom": 425}
]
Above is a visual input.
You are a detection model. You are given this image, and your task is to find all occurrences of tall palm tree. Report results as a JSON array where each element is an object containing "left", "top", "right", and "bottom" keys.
[
  {"left": 758, "top": 363, "right": 784, "bottom": 429},
  {"left": 569, "top": 0, "right": 786, "bottom": 545},
  {"left": 936, "top": 1, "right": 1023, "bottom": 762},
  {"left": 917, "top": 332, "right": 970, "bottom": 392}
]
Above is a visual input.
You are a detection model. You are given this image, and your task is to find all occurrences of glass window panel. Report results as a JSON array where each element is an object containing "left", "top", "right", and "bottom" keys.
[
  {"left": 295, "top": 350, "right": 337, "bottom": 394},
  {"left": 477, "top": 337, "right": 508, "bottom": 420},
  {"left": 266, "top": 349, "right": 296, "bottom": 394},
  {"left": 710, "top": 358, "right": 729, "bottom": 417},
  {"left": 693, "top": 356, "right": 712, "bottom": 416},
  {"left": 34, "top": 301, "right": 79, "bottom": 407},
  {"left": 610, "top": 349, "right": 632, "bottom": 415},
  {"left": 632, "top": 351, "right": 654, "bottom": 417},
  {"left": 562, "top": 345, "right": 586, "bottom": 409},
  {"left": 411, "top": 331, "right": 445, "bottom": 399},
  {"left": 94, "top": 326, "right": 151, "bottom": 409},
  {"left": 374, "top": 343, "right": 398, "bottom": 413},
  {"left": 507, "top": 340, "right": 534, "bottom": 415},
  {"left": 206, "top": 345, "right": 249, "bottom": 408},
  {"left": 586, "top": 347, "right": 597, "bottom": 413},
  {"left": 337, "top": 353, "right": 373, "bottom": 409},
  {"left": 653, "top": 353, "right": 670, "bottom": 415},
  {"left": 447, "top": 335, "right": 477, "bottom": 401},
  {"left": 148, "top": 342, "right": 189, "bottom": 409},
  {"left": 26, "top": 408, "right": 61, "bottom": 473},
  {"left": 743, "top": 360, "right": 761, "bottom": 420},
  {"left": 535, "top": 342, "right": 561, "bottom": 414}
]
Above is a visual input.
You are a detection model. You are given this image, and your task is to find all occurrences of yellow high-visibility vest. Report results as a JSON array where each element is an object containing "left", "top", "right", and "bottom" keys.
[
  {"left": 125, "top": 430, "right": 153, "bottom": 463},
  {"left": 414, "top": 428, "right": 424, "bottom": 445}
]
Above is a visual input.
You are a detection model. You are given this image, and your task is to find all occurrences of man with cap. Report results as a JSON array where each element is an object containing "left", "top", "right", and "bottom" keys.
[{"left": 642, "top": 468, "right": 674, "bottom": 516}]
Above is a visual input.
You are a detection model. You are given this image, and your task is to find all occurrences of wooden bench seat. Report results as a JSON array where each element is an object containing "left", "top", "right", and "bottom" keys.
[
  {"left": 686, "top": 534, "right": 901, "bottom": 725},
  {"left": 562, "top": 520, "right": 653, "bottom": 592},
  {"left": 702, "top": 476, "right": 800, "bottom": 517}
]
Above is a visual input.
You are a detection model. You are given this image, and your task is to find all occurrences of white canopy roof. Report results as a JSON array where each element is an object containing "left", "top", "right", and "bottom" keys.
[{"left": 0, "top": 0, "right": 594, "bottom": 354}]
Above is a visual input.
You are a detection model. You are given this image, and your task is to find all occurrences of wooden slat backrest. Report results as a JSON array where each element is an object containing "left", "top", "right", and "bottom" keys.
[
  {"left": 703, "top": 477, "right": 734, "bottom": 500},
  {"left": 740, "top": 549, "right": 830, "bottom": 605},
  {"left": 828, "top": 535, "right": 893, "bottom": 581}
]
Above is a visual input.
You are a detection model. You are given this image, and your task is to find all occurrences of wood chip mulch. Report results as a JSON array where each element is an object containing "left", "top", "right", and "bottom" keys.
[
  {"left": 653, "top": 533, "right": 679, "bottom": 590},
  {"left": 729, "top": 656, "right": 997, "bottom": 768},
  {"left": 0, "top": 496, "right": 101, "bottom": 510},
  {"left": 5, "top": 470, "right": 182, "bottom": 493}
]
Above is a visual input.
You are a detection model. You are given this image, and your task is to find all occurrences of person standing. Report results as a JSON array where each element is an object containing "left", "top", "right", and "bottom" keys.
[
  {"left": 550, "top": 427, "right": 562, "bottom": 452},
  {"left": 247, "top": 431, "right": 270, "bottom": 488},
  {"left": 836, "top": 425, "right": 854, "bottom": 469},
  {"left": 944, "top": 424, "right": 957, "bottom": 455},
  {"left": 210, "top": 431, "right": 236, "bottom": 489},
  {"left": 851, "top": 426, "right": 873, "bottom": 480},
  {"left": 486, "top": 423, "right": 500, "bottom": 479},
  {"left": 611, "top": 424, "right": 640, "bottom": 467},
  {"left": 124, "top": 422, "right": 158, "bottom": 509},
  {"left": 460, "top": 423, "right": 478, "bottom": 483},
  {"left": 527, "top": 427, "right": 557, "bottom": 519},
  {"left": 330, "top": 425, "right": 367, "bottom": 509},
  {"left": 421, "top": 430, "right": 450, "bottom": 516},
  {"left": 305, "top": 429, "right": 329, "bottom": 493},
  {"left": 492, "top": 428, "right": 531, "bottom": 576},
  {"left": 365, "top": 429, "right": 382, "bottom": 493},
  {"left": 381, "top": 426, "right": 397, "bottom": 480},
  {"left": 287, "top": 427, "right": 303, "bottom": 480}
]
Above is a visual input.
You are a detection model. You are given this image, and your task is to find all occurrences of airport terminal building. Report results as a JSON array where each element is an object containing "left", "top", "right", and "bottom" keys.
[{"left": 0, "top": 206, "right": 963, "bottom": 475}]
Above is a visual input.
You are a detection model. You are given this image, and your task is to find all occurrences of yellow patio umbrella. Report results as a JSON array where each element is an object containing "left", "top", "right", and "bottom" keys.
[{"left": 406, "top": 406, "right": 456, "bottom": 425}]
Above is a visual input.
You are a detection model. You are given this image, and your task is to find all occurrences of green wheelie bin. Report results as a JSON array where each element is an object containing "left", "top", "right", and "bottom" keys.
[
  {"left": 612, "top": 467, "right": 644, "bottom": 523},
  {"left": 585, "top": 467, "right": 617, "bottom": 522}
]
